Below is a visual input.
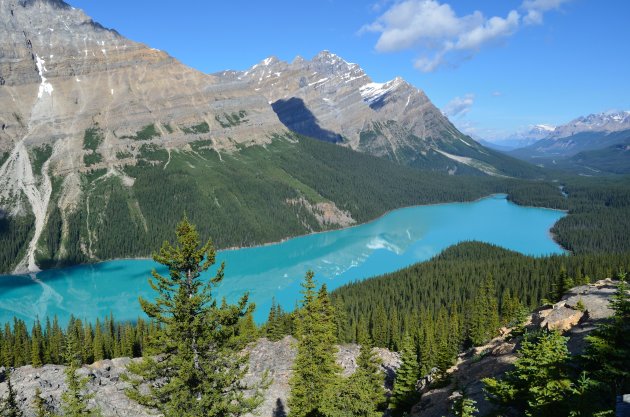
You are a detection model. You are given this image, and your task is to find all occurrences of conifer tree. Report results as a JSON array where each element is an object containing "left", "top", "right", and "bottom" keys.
[
  {"left": 92, "top": 320, "right": 105, "bottom": 362},
  {"left": 1, "top": 370, "right": 23, "bottom": 417},
  {"left": 389, "top": 308, "right": 401, "bottom": 351},
  {"left": 288, "top": 271, "right": 341, "bottom": 417},
  {"left": 371, "top": 304, "right": 388, "bottom": 348},
  {"left": 33, "top": 387, "right": 53, "bottom": 417},
  {"left": 61, "top": 329, "right": 101, "bottom": 417},
  {"left": 389, "top": 333, "right": 419, "bottom": 415},
  {"left": 483, "top": 330, "right": 574, "bottom": 417},
  {"left": 468, "top": 275, "right": 499, "bottom": 346},
  {"left": 355, "top": 336, "right": 386, "bottom": 412},
  {"left": 124, "top": 217, "right": 265, "bottom": 417},
  {"left": 451, "top": 395, "right": 477, "bottom": 417},
  {"left": 31, "top": 320, "right": 43, "bottom": 368},
  {"left": 584, "top": 274, "right": 630, "bottom": 397}
]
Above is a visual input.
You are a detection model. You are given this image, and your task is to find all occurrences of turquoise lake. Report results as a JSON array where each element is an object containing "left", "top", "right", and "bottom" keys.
[{"left": 0, "top": 195, "right": 566, "bottom": 325}]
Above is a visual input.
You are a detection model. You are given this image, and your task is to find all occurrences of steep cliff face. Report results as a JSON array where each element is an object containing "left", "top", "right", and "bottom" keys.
[
  {"left": 0, "top": 0, "right": 286, "bottom": 272},
  {"left": 218, "top": 51, "right": 492, "bottom": 169}
]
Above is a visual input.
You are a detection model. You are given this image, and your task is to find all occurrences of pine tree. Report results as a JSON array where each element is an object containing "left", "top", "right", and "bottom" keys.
[
  {"left": 584, "top": 274, "right": 630, "bottom": 397},
  {"left": 468, "top": 275, "right": 500, "bottom": 346},
  {"left": 288, "top": 271, "right": 341, "bottom": 417},
  {"left": 60, "top": 326, "right": 101, "bottom": 417},
  {"left": 124, "top": 217, "right": 266, "bottom": 417},
  {"left": 31, "top": 320, "right": 43, "bottom": 368},
  {"left": 355, "top": 336, "right": 385, "bottom": 412},
  {"left": 389, "top": 333, "right": 419, "bottom": 415},
  {"left": 483, "top": 330, "right": 574, "bottom": 417},
  {"left": 371, "top": 304, "right": 388, "bottom": 348},
  {"left": 1, "top": 370, "right": 23, "bottom": 417},
  {"left": 50, "top": 316, "right": 64, "bottom": 364},
  {"left": 319, "top": 375, "right": 382, "bottom": 417},
  {"left": 92, "top": 319, "right": 105, "bottom": 362},
  {"left": 451, "top": 395, "right": 477, "bottom": 417},
  {"left": 32, "top": 387, "right": 52, "bottom": 417},
  {"left": 389, "top": 308, "right": 401, "bottom": 351}
]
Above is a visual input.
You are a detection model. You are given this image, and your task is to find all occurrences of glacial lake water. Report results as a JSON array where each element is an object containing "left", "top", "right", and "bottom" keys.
[{"left": 0, "top": 195, "right": 566, "bottom": 325}]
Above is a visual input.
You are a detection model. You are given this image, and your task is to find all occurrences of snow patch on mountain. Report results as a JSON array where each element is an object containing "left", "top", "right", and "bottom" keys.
[{"left": 359, "top": 78, "right": 404, "bottom": 106}]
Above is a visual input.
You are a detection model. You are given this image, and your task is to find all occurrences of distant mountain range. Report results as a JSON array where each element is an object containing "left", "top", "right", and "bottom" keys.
[
  {"left": 503, "top": 111, "right": 630, "bottom": 174},
  {"left": 481, "top": 124, "right": 556, "bottom": 151}
]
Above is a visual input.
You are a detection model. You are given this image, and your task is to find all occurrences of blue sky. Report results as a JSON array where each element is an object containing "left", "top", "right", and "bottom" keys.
[{"left": 69, "top": 0, "right": 630, "bottom": 141}]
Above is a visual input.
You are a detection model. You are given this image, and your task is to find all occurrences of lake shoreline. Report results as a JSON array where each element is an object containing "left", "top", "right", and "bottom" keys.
[{"left": 3, "top": 193, "right": 568, "bottom": 277}]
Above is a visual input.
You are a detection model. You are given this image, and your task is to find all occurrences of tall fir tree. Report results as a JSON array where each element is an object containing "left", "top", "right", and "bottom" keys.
[
  {"left": 288, "top": 271, "right": 341, "bottom": 417},
  {"left": 1, "top": 370, "right": 23, "bottom": 417},
  {"left": 60, "top": 328, "right": 101, "bottom": 417},
  {"left": 389, "top": 333, "right": 419, "bottom": 415},
  {"left": 31, "top": 320, "right": 43, "bottom": 368},
  {"left": 483, "top": 330, "right": 574, "bottom": 417},
  {"left": 32, "top": 387, "right": 52, "bottom": 417},
  {"left": 371, "top": 304, "right": 388, "bottom": 348},
  {"left": 583, "top": 274, "right": 630, "bottom": 398},
  {"left": 468, "top": 275, "right": 500, "bottom": 346},
  {"left": 124, "top": 217, "right": 266, "bottom": 417}
]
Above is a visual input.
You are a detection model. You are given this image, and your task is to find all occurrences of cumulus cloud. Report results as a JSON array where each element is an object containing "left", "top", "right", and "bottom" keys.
[
  {"left": 361, "top": 0, "right": 572, "bottom": 72},
  {"left": 442, "top": 94, "right": 474, "bottom": 118}
]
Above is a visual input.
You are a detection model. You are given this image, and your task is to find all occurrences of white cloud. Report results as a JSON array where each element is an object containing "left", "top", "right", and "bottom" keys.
[
  {"left": 362, "top": 0, "right": 572, "bottom": 72},
  {"left": 491, "top": 91, "right": 503, "bottom": 97},
  {"left": 442, "top": 94, "right": 474, "bottom": 118},
  {"left": 522, "top": 0, "right": 572, "bottom": 24}
]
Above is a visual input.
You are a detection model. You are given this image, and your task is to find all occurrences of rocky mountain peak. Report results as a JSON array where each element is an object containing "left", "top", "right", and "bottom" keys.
[
  {"left": 18, "top": 0, "right": 71, "bottom": 10},
  {"left": 550, "top": 110, "right": 630, "bottom": 139}
]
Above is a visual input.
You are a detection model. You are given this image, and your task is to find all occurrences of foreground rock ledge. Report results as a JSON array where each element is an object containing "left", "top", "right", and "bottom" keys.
[{"left": 0, "top": 336, "right": 400, "bottom": 417}]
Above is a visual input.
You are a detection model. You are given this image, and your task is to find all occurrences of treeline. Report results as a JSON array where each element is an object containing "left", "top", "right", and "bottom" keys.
[
  {"left": 263, "top": 242, "right": 630, "bottom": 392},
  {"left": 330, "top": 242, "right": 630, "bottom": 348},
  {"left": 6, "top": 134, "right": 630, "bottom": 272},
  {"left": 38, "top": 134, "right": 505, "bottom": 267},
  {"left": 506, "top": 174, "right": 630, "bottom": 254},
  {"left": 0, "top": 314, "right": 159, "bottom": 369}
]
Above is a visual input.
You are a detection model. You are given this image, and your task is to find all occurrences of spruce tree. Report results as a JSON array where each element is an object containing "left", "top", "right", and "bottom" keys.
[
  {"left": 389, "top": 333, "right": 419, "bottom": 415},
  {"left": 468, "top": 275, "right": 499, "bottom": 346},
  {"left": 124, "top": 217, "right": 266, "bottom": 417},
  {"left": 60, "top": 329, "right": 101, "bottom": 417},
  {"left": 584, "top": 274, "right": 630, "bottom": 397},
  {"left": 371, "top": 304, "right": 388, "bottom": 348},
  {"left": 1, "top": 370, "right": 23, "bottom": 417},
  {"left": 319, "top": 375, "right": 381, "bottom": 417},
  {"left": 31, "top": 320, "right": 43, "bottom": 368},
  {"left": 92, "top": 320, "right": 105, "bottom": 362},
  {"left": 355, "top": 336, "right": 386, "bottom": 412},
  {"left": 451, "top": 396, "right": 477, "bottom": 417},
  {"left": 288, "top": 271, "right": 341, "bottom": 417},
  {"left": 33, "top": 387, "right": 52, "bottom": 417},
  {"left": 483, "top": 330, "right": 574, "bottom": 417}
]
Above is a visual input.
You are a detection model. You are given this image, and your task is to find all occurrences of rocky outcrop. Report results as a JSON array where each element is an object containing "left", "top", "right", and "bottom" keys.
[
  {"left": 0, "top": 336, "right": 399, "bottom": 417},
  {"left": 410, "top": 279, "right": 620, "bottom": 417}
]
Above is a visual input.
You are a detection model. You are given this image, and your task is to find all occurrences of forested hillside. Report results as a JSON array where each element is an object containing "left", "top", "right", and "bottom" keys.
[{"left": 0, "top": 134, "right": 512, "bottom": 273}]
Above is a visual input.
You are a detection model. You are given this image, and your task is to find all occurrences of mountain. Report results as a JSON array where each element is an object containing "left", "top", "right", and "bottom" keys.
[
  {"left": 549, "top": 111, "right": 630, "bottom": 139},
  {"left": 481, "top": 124, "right": 555, "bottom": 151},
  {"left": 0, "top": 0, "right": 539, "bottom": 274},
  {"left": 557, "top": 137, "right": 630, "bottom": 175},
  {"left": 510, "top": 111, "right": 630, "bottom": 164},
  {"left": 215, "top": 52, "right": 538, "bottom": 177}
]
